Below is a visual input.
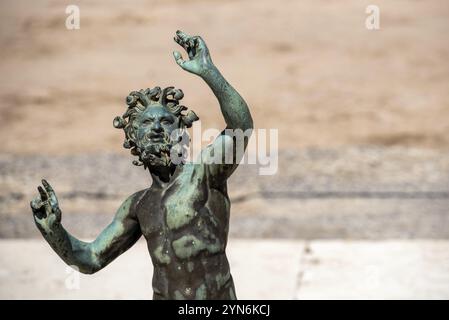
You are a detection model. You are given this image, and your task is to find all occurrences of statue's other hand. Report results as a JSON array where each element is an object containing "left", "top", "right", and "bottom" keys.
[
  {"left": 30, "top": 179, "right": 61, "bottom": 233},
  {"left": 173, "top": 30, "right": 214, "bottom": 76}
]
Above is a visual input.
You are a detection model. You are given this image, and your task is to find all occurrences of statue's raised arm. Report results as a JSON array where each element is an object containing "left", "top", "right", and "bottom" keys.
[{"left": 173, "top": 30, "right": 254, "bottom": 179}]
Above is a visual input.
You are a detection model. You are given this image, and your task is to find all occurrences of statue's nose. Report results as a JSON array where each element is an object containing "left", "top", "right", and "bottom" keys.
[{"left": 152, "top": 122, "right": 163, "bottom": 132}]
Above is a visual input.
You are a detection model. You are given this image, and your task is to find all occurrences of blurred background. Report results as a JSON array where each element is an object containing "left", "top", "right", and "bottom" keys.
[{"left": 0, "top": 0, "right": 448, "bottom": 299}]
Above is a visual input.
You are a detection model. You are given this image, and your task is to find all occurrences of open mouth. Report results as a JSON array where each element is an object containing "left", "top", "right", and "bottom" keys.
[{"left": 148, "top": 133, "right": 164, "bottom": 142}]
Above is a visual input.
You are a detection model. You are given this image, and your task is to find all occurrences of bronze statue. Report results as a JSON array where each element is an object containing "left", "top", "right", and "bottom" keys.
[{"left": 30, "top": 30, "right": 253, "bottom": 300}]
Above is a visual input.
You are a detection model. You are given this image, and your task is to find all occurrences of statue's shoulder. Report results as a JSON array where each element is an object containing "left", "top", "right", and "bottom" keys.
[
  {"left": 181, "top": 161, "right": 229, "bottom": 190},
  {"left": 131, "top": 188, "right": 149, "bottom": 202},
  {"left": 179, "top": 161, "right": 212, "bottom": 180},
  {"left": 116, "top": 189, "right": 148, "bottom": 219}
]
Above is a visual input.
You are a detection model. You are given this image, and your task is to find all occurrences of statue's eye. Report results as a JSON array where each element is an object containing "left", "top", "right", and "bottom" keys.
[
  {"left": 161, "top": 119, "right": 173, "bottom": 125},
  {"left": 143, "top": 119, "right": 152, "bottom": 125}
]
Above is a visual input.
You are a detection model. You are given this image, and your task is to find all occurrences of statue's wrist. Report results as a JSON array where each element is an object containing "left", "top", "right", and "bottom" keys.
[
  {"left": 37, "top": 218, "right": 62, "bottom": 237},
  {"left": 200, "top": 64, "right": 220, "bottom": 81}
]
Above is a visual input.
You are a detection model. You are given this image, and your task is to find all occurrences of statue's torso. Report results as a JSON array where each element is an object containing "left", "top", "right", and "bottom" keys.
[{"left": 134, "top": 163, "right": 236, "bottom": 300}]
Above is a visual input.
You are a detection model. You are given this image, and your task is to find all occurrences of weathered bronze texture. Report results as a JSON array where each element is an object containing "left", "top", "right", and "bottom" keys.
[{"left": 30, "top": 30, "right": 253, "bottom": 300}]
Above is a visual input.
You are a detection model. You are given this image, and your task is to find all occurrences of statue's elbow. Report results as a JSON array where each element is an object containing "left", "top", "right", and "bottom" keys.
[
  {"left": 78, "top": 268, "right": 94, "bottom": 275},
  {"left": 244, "top": 117, "right": 254, "bottom": 134},
  {"left": 78, "top": 263, "right": 101, "bottom": 275},
  {"left": 73, "top": 249, "right": 103, "bottom": 274}
]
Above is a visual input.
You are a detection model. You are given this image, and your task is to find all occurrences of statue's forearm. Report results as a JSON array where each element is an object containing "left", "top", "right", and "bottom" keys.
[
  {"left": 38, "top": 221, "right": 100, "bottom": 274},
  {"left": 34, "top": 191, "right": 141, "bottom": 274},
  {"left": 202, "top": 66, "right": 253, "bottom": 131}
]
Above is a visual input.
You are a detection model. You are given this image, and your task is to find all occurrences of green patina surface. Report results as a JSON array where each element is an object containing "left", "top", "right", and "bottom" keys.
[
  {"left": 195, "top": 284, "right": 207, "bottom": 299},
  {"left": 165, "top": 165, "right": 200, "bottom": 230},
  {"left": 172, "top": 234, "right": 220, "bottom": 260},
  {"left": 153, "top": 245, "right": 171, "bottom": 265},
  {"left": 30, "top": 30, "right": 253, "bottom": 300}
]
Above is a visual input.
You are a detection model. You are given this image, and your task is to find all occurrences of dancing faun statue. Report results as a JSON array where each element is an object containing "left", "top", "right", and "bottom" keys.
[{"left": 30, "top": 30, "right": 253, "bottom": 300}]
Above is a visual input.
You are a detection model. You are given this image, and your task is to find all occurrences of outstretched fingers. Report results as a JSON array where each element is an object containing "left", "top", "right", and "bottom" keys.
[
  {"left": 174, "top": 34, "right": 189, "bottom": 52},
  {"left": 173, "top": 50, "right": 186, "bottom": 68},
  {"left": 31, "top": 180, "right": 62, "bottom": 226},
  {"left": 37, "top": 186, "right": 48, "bottom": 202},
  {"left": 172, "top": 30, "right": 209, "bottom": 74},
  {"left": 174, "top": 30, "right": 197, "bottom": 55},
  {"left": 30, "top": 196, "right": 42, "bottom": 211},
  {"left": 42, "top": 179, "right": 57, "bottom": 204},
  {"left": 30, "top": 195, "right": 46, "bottom": 219},
  {"left": 175, "top": 30, "right": 192, "bottom": 44},
  {"left": 35, "top": 181, "right": 55, "bottom": 217}
]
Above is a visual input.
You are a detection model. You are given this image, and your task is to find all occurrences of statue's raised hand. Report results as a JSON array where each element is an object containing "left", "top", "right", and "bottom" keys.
[
  {"left": 173, "top": 30, "right": 214, "bottom": 77},
  {"left": 30, "top": 179, "right": 62, "bottom": 234}
]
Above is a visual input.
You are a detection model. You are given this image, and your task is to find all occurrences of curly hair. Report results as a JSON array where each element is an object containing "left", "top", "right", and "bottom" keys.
[{"left": 113, "top": 86, "right": 199, "bottom": 166}]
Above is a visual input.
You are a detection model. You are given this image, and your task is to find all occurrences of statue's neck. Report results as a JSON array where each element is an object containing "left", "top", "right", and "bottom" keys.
[{"left": 149, "top": 163, "right": 180, "bottom": 187}]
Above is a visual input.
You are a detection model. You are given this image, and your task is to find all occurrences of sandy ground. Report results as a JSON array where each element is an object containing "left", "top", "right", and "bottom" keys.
[
  {"left": 1, "top": 239, "right": 449, "bottom": 300},
  {"left": 0, "top": 0, "right": 448, "bottom": 154},
  {"left": 2, "top": 147, "right": 448, "bottom": 239},
  {"left": 1, "top": 1, "right": 448, "bottom": 239},
  {"left": 1, "top": 1, "right": 448, "bottom": 300}
]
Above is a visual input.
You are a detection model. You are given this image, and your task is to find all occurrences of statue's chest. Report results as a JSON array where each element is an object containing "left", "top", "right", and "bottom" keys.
[
  {"left": 138, "top": 165, "right": 209, "bottom": 237},
  {"left": 163, "top": 166, "right": 208, "bottom": 231},
  {"left": 137, "top": 165, "right": 224, "bottom": 263}
]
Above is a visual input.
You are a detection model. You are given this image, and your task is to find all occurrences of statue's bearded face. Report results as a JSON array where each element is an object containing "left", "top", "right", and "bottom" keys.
[{"left": 134, "top": 105, "right": 180, "bottom": 167}]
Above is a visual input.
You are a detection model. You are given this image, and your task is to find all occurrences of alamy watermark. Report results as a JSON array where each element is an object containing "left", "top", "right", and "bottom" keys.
[
  {"left": 169, "top": 121, "right": 278, "bottom": 176},
  {"left": 65, "top": 5, "right": 80, "bottom": 30},
  {"left": 365, "top": 5, "right": 380, "bottom": 30},
  {"left": 65, "top": 265, "right": 80, "bottom": 290}
]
